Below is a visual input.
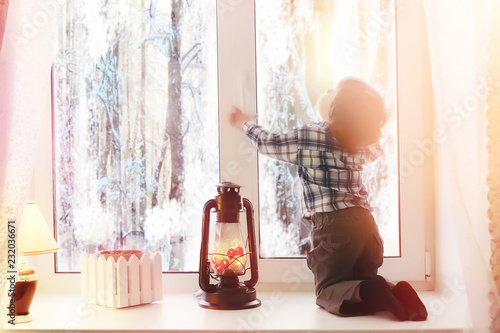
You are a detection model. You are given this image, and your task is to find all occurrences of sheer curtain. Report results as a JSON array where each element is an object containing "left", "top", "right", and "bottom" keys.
[
  {"left": 423, "top": 0, "right": 493, "bottom": 331},
  {"left": 486, "top": 1, "right": 500, "bottom": 331},
  {"left": 0, "top": 0, "right": 55, "bottom": 326}
]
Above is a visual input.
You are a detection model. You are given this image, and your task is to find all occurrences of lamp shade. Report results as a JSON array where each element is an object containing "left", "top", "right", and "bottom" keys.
[{"left": 22, "top": 202, "right": 59, "bottom": 255}]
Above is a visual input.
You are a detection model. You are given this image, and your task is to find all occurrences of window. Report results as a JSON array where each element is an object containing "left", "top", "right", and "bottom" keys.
[
  {"left": 53, "top": 1, "right": 218, "bottom": 272},
  {"left": 256, "top": 0, "right": 399, "bottom": 258},
  {"left": 50, "top": 0, "right": 429, "bottom": 283}
]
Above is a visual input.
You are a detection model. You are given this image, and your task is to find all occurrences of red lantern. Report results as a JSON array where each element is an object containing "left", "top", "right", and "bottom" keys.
[{"left": 199, "top": 182, "right": 260, "bottom": 309}]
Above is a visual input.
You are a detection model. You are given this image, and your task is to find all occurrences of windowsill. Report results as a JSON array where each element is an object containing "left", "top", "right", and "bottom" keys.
[{"left": 4, "top": 289, "right": 469, "bottom": 332}]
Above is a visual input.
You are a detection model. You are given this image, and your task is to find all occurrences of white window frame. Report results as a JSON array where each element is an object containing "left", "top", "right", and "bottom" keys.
[{"left": 31, "top": 0, "right": 433, "bottom": 293}]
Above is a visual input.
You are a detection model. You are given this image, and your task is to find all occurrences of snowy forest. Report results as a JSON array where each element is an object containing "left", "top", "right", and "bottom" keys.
[
  {"left": 54, "top": 0, "right": 218, "bottom": 272},
  {"left": 54, "top": 0, "right": 399, "bottom": 272},
  {"left": 256, "top": 0, "right": 399, "bottom": 258}
]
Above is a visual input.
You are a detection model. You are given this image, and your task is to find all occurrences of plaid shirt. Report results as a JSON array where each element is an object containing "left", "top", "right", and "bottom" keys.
[{"left": 242, "top": 120, "right": 383, "bottom": 216}]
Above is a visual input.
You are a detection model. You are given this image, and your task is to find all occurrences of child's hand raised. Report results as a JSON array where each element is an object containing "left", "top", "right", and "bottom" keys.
[{"left": 228, "top": 106, "right": 258, "bottom": 129}]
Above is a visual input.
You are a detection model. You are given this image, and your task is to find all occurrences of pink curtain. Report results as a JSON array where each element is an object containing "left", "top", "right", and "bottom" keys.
[
  {"left": 0, "top": 0, "right": 9, "bottom": 200},
  {"left": 0, "top": 0, "right": 8, "bottom": 54},
  {"left": 0, "top": 0, "right": 55, "bottom": 326}
]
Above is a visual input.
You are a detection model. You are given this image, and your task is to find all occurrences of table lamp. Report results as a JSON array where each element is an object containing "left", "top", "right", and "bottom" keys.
[{"left": 9, "top": 202, "right": 59, "bottom": 324}]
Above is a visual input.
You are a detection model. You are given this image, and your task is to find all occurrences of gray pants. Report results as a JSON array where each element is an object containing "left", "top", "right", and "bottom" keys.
[{"left": 307, "top": 207, "right": 384, "bottom": 315}]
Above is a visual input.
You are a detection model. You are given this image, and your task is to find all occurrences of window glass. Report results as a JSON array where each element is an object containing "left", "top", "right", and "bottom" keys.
[
  {"left": 256, "top": 0, "right": 399, "bottom": 257},
  {"left": 54, "top": 1, "right": 218, "bottom": 272}
]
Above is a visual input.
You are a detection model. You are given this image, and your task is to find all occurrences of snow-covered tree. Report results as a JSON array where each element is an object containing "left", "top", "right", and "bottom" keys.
[{"left": 54, "top": 0, "right": 217, "bottom": 271}]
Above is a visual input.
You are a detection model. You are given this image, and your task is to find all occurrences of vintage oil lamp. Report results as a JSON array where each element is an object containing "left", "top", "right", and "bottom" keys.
[{"left": 199, "top": 182, "right": 260, "bottom": 309}]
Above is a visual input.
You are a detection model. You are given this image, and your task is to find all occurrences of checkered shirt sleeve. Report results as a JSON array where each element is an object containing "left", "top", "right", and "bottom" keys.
[{"left": 242, "top": 120, "right": 383, "bottom": 214}]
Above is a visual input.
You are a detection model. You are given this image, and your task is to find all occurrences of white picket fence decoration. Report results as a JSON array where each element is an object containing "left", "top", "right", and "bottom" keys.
[{"left": 80, "top": 251, "right": 163, "bottom": 308}]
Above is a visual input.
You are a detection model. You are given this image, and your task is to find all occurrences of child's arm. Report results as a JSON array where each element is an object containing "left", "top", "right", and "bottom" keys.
[{"left": 229, "top": 106, "right": 299, "bottom": 164}]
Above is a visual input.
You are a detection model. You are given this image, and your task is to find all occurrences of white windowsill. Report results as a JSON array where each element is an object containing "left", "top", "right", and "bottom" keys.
[{"left": 4, "top": 289, "right": 469, "bottom": 332}]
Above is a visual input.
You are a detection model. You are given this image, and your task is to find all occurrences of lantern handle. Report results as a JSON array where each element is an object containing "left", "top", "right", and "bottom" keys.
[
  {"left": 243, "top": 198, "right": 259, "bottom": 288},
  {"left": 199, "top": 199, "right": 217, "bottom": 292}
]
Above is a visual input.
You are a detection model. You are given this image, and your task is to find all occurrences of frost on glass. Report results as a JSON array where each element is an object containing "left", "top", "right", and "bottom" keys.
[
  {"left": 54, "top": 1, "right": 218, "bottom": 272},
  {"left": 256, "top": 0, "right": 399, "bottom": 257}
]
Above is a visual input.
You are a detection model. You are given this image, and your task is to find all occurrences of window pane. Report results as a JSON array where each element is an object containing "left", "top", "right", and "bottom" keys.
[
  {"left": 256, "top": 0, "right": 399, "bottom": 257},
  {"left": 54, "top": 1, "right": 218, "bottom": 272}
]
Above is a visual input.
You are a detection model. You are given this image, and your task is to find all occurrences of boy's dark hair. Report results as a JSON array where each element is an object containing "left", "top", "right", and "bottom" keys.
[{"left": 330, "top": 77, "right": 389, "bottom": 147}]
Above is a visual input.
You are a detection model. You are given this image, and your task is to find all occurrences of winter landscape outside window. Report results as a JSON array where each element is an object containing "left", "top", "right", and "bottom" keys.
[
  {"left": 256, "top": 0, "right": 400, "bottom": 258},
  {"left": 53, "top": 0, "right": 400, "bottom": 273},
  {"left": 53, "top": 1, "right": 218, "bottom": 272}
]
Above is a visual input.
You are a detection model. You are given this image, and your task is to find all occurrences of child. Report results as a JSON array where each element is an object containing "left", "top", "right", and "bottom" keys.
[{"left": 228, "top": 77, "right": 427, "bottom": 321}]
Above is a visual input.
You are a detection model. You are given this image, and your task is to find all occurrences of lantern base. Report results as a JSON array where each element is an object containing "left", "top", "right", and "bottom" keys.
[{"left": 199, "top": 284, "right": 261, "bottom": 310}]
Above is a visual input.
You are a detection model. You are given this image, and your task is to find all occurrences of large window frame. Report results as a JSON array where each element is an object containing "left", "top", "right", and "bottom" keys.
[{"left": 32, "top": 0, "right": 434, "bottom": 292}]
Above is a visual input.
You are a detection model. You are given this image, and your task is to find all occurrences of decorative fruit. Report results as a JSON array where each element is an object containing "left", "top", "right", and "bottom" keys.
[
  {"left": 211, "top": 255, "right": 222, "bottom": 263},
  {"left": 227, "top": 248, "right": 237, "bottom": 259},
  {"left": 214, "top": 263, "right": 224, "bottom": 274},
  {"left": 235, "top": 246, "right": 244, "bottom": 257},
  {"left": 220, "top": 259, "right": 229, "bottom": 268},
  {"left": 214, "top": 259, "right": 230, "bottom": 275}
]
